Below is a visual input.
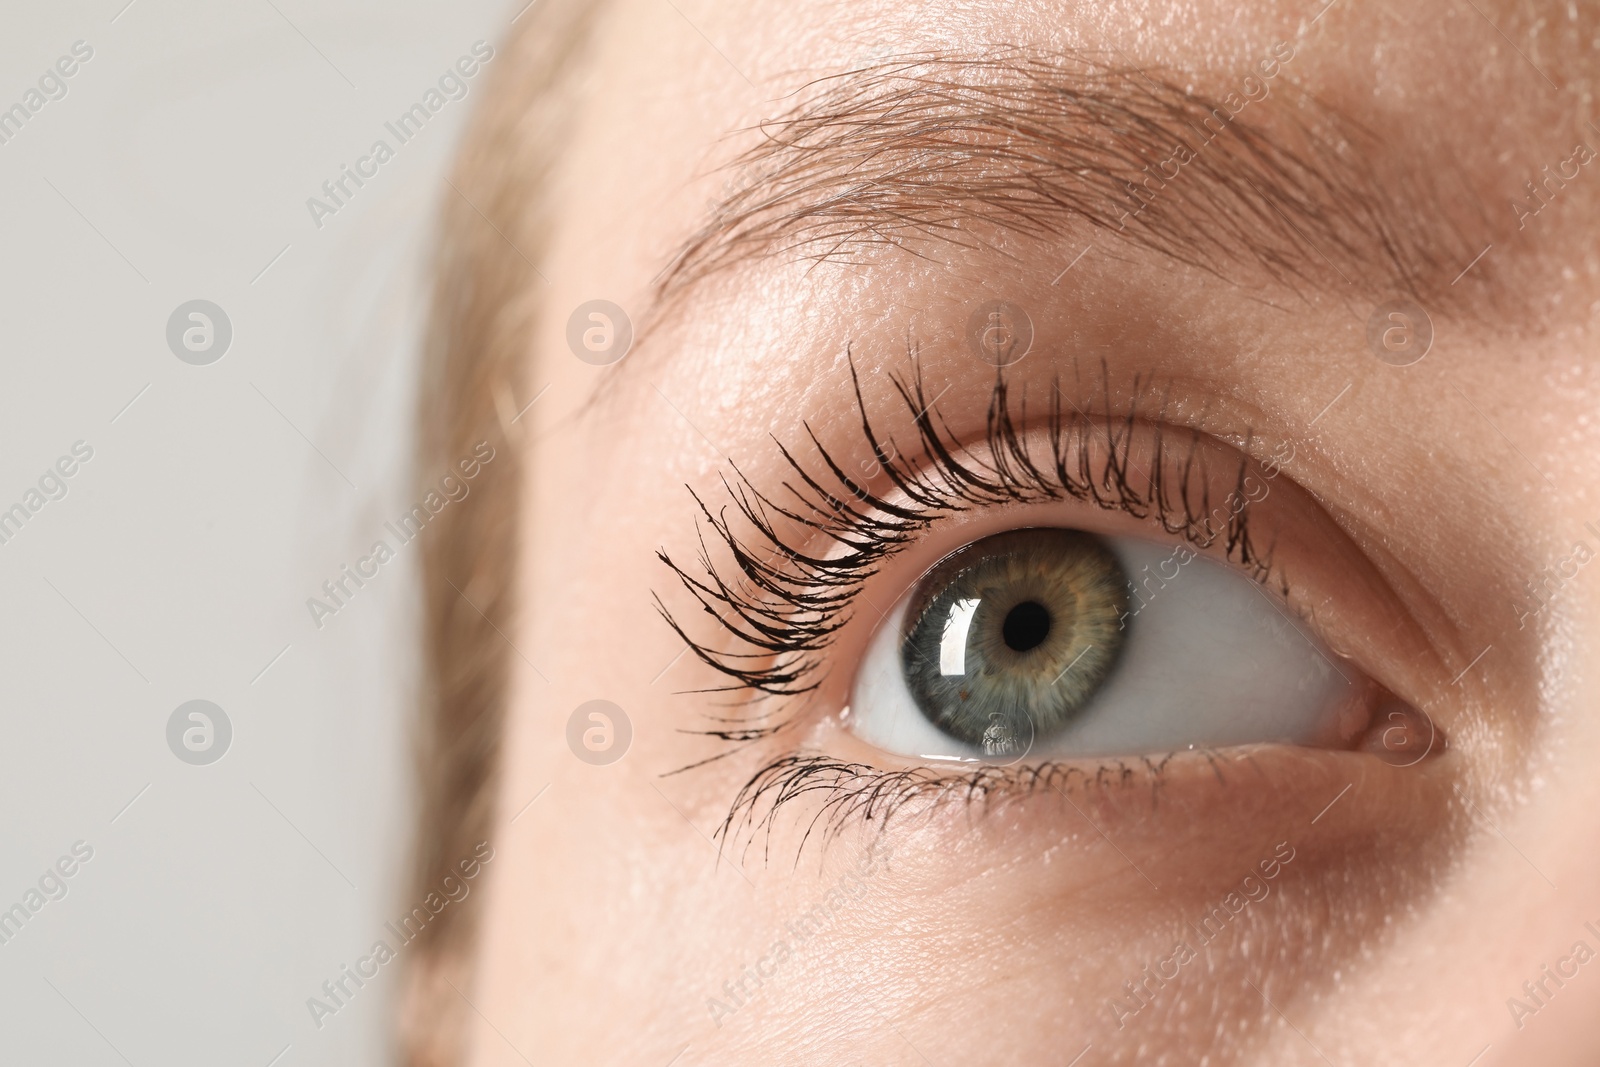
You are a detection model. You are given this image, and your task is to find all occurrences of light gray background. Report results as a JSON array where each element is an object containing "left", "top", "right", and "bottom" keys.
[{"left": 0, "top": 1, "right": 516, "bottom": 1063}]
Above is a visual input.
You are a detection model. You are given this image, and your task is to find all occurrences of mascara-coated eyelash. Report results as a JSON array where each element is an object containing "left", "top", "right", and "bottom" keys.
[
  {"left": 715, "top": 753, "right": 1177, "bottom": 863},
  {"left": 654, "top": 353, "right": 1278, "bottom": 744}
]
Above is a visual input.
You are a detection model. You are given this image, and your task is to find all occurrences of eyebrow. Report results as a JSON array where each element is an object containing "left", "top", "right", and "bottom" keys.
[{"left": 649, "top": 48, "right": 1488, "bottom": 319}]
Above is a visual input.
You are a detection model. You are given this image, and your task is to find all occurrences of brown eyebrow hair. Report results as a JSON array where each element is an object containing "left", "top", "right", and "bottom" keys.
[{"left": 653, "top": 48, "right": 1490, "bottom": 316}]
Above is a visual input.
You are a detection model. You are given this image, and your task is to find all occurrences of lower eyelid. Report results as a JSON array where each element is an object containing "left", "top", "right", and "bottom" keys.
[{"left": 718, "top": 739, "right": 1457, "bottom": 874}]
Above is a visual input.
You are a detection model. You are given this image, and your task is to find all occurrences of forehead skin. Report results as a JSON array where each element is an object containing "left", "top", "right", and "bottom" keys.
[{"left": 470, "top": 1, "right": 1600, "bottom": 1065}]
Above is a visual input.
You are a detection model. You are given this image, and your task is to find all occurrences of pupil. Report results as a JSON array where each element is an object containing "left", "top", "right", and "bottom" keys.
[{"left": 1001, "top": 600, "right": 1051, "bottom": 652}]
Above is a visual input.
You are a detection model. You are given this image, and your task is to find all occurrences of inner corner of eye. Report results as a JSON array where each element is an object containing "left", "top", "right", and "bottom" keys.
[{"left": 846, "top": 526, "right": 1369, "bottom": 764}]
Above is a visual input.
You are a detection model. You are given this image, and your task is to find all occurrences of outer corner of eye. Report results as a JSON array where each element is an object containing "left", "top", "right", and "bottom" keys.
[{"left": 846, "top": 525, "right": 1386, "bottom": 764}]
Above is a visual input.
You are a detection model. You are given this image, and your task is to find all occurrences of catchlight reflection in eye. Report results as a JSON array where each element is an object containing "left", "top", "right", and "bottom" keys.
[{"left": 849, "top": 527, "right": 1357, "bottom": 761}]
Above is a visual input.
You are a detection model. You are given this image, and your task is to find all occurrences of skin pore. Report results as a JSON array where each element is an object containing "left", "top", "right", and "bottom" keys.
[{"left": 440, "top": 0, "right": 1600, "bottom": 1064}]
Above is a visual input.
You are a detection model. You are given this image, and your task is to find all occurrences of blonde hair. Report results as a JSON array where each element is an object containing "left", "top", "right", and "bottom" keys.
[{"left": 402, "top": 2, "right": 605, "bottom": 1063}]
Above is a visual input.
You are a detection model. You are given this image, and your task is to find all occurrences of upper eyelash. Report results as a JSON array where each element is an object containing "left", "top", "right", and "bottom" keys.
[{"left": 654, "top": 350, "right": 1275, "bottom": 745}]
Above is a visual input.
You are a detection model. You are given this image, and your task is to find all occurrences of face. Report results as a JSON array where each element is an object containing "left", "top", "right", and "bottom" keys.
[{"left": 467, "top": 1, "right": 1600, "bottom": 1063}]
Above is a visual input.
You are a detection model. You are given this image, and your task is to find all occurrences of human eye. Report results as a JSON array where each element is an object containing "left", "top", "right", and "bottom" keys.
[
  {"left": 850, "top": 525, "right": 1370, "bottom": 763},
  {"left": 658, "top": 359, "right": 1439, "bottom": 835}
]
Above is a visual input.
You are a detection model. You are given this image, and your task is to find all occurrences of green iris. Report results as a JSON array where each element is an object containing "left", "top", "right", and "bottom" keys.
[{"left": 900, "top": 528, "right": 1130, "bottom": 755}]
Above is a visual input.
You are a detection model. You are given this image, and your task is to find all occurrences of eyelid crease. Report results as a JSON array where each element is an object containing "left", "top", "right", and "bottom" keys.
[{"left": 653, "top": 352, "right": 1283, "bottom": 742}]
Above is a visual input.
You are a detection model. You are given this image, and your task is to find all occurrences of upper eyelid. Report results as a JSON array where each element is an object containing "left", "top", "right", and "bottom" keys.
[{"left": 654, "top": 357, "right": 1282, "bottom": 718}]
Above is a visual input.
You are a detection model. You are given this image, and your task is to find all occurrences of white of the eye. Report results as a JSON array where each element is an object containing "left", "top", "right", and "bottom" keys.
[
  {"left": 939, "top": 597, "right": 981, "bottom": 676},
  {"left": 1069, "top": 538, "right": 1347, "bottom": 754}
]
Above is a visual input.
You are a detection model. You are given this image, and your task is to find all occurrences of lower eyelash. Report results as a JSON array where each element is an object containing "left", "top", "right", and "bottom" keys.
[
  {"left": 715, "top": 752, "right": 1179, "bottom": 863},
  {"left": 655, "top": 349, "right": 1275, "bottom": 748}
]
